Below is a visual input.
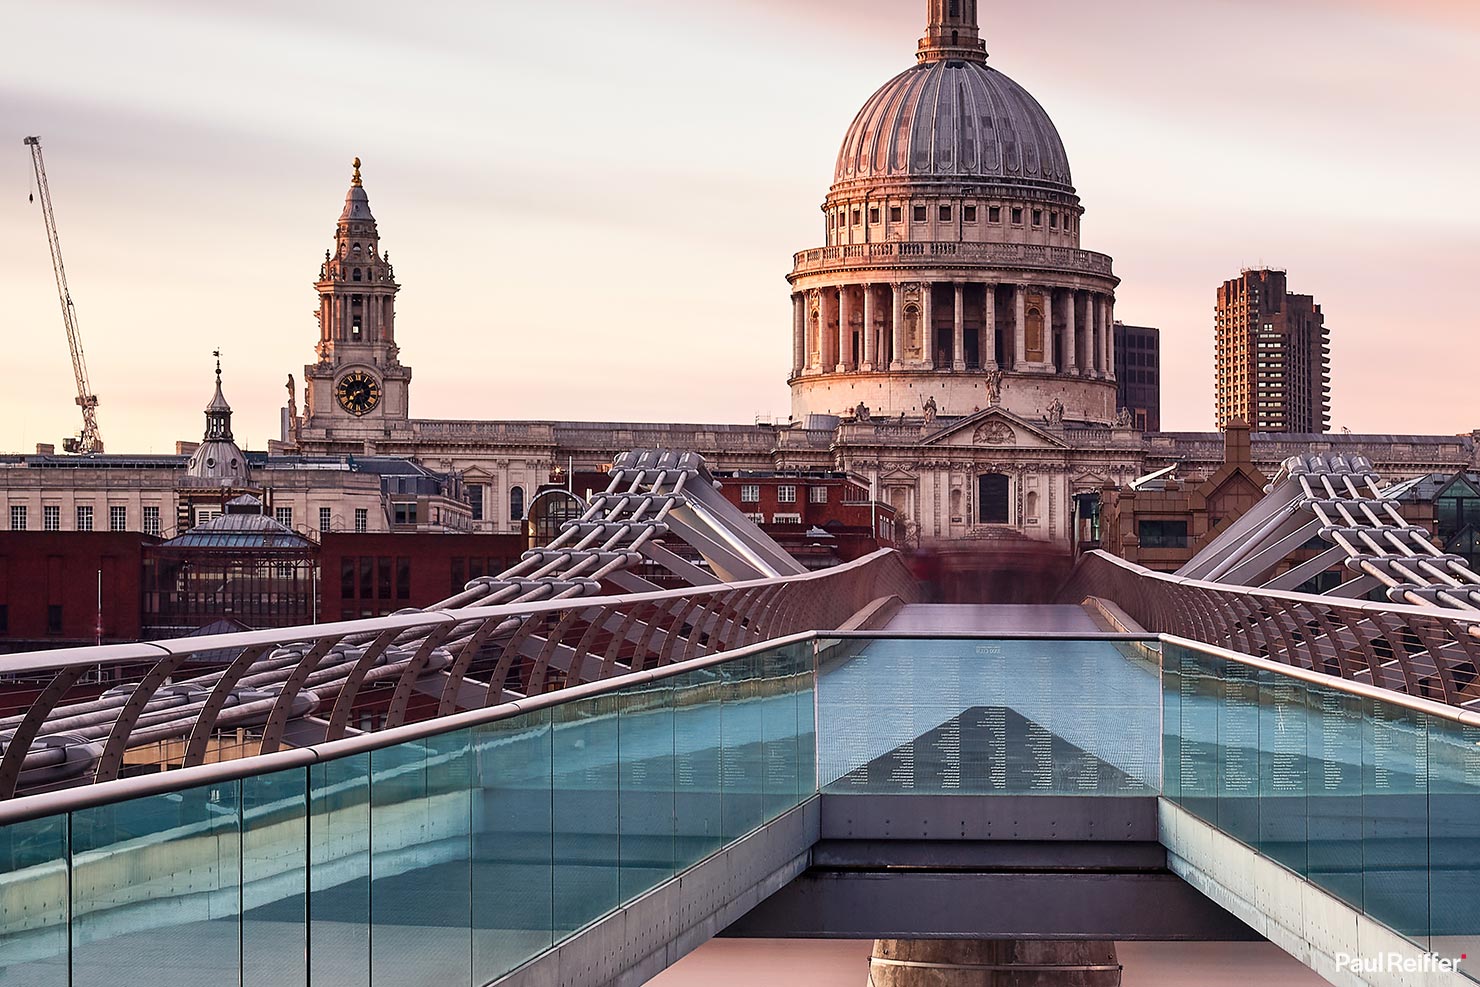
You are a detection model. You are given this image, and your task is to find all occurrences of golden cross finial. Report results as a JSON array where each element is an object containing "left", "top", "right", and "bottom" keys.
[{"left": 352, "top": 156, "right": 363, "bottom": 187}]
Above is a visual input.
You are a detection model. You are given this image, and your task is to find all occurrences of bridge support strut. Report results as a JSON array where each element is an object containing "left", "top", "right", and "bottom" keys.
[{"left": 867, "top": 939, "right": 1122, "bottom": 986}]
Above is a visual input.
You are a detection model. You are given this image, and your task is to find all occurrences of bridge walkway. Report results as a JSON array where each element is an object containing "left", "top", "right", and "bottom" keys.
[
  {"left": 883, "top": 603, "right": 1101, "bottom": 633},
  {"left": 3, "top": 618, "right": 1477, "bottom": 987}
]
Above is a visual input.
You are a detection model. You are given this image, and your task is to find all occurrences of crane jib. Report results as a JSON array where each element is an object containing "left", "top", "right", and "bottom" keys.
[{"left": 24, "top": 136, "right": 104, "bottom": 455}]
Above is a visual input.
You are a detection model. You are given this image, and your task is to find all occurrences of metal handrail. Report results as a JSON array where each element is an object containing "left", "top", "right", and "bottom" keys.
[
  {"left": 1079, "top": 550, "right": 1480, "bottom": 626},
  {"left": 7, "top": 625, "right": 1475, "bottom": 828},
  {"left": 0, "top": 629, "right": 817, "bottom": 827},
  {"left": 1063, "top": 550, "right": 1480, "bottom": 707},
  {"left": 1160, "top": 633, "right": 1480, "bottom": 728},
  {"left": 0, "top": 551, "right": 897, "bottom": 678},
  {"left": 0, "top": 549, "right": 916, "bottom": 796}
]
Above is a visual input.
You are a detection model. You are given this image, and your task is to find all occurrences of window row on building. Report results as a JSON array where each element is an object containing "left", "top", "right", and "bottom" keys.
[
  {"left": 9, "top": 504, "right": 163, "bottom": 536},
  {"left": 827, "top": 201, "right": 1080, "bottom": 235},
  {"left": 739, "top": 485, "right": 832, "bottom": 505}
]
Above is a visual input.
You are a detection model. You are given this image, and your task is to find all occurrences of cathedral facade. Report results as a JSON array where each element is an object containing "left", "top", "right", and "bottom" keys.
[{"left": 280, "top": 3, "right": 1479, "bottom": 546}]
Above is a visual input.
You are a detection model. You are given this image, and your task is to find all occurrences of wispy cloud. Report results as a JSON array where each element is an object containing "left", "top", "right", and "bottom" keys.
[{"left": 0, "top": 0, "right": 1476, "bottom": 452}]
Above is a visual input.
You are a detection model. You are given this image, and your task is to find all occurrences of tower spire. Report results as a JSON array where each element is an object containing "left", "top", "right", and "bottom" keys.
[{"left": 918, "top": 0, "right": 987, "bottom": 65}]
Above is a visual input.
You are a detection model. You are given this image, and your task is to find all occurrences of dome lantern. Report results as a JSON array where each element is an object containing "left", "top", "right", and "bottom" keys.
[
  {"left": 186, "top": 352, "right": 251, "bottom": 486},
  {"left": 918, "top": 0, "right": 987, "bottom": 65}
]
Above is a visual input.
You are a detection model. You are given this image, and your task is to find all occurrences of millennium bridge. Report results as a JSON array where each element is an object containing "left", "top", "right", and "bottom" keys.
[{"left": 3, "top": 450, "right": 1480, "bottom": 986}]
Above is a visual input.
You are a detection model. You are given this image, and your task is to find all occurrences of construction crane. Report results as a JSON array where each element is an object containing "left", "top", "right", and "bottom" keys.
[{"left": 24, "top": 136, "right": 104, "bottom": 454}]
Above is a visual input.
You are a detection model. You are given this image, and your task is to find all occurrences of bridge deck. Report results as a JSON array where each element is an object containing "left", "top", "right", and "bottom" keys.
[
  {"left": 884, "top": 603, "right": 1100, "bottom": 633},
  {"left": 5, "top": 626, "right": 1477, "bottom": 987}
]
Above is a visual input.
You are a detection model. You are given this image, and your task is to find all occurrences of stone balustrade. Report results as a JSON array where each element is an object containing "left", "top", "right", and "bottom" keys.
[{"left": 791, "top": 241, "right": 1115, "bottom": 279}]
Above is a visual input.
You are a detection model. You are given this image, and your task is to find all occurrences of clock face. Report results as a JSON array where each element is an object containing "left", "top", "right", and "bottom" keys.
[{"left": 335, "top": 371, "right": 382, "bottom": 416}]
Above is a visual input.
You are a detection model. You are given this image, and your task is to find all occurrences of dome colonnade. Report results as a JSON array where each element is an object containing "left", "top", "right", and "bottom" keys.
[{"left": 787, "top": 0, "right": 1120, "bottom": 425}]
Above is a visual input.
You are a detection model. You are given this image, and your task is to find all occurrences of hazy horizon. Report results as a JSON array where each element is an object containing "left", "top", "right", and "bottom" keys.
[{"left": 2, "top": 0, "right": 1477, "bottom": 453}]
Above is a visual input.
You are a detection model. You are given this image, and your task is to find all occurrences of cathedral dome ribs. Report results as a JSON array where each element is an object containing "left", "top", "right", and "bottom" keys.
[
  {"left": 834, "top": 62, "right": 1073, "bottom": 194},
  {"left": 788, "top": 1, "right": 1120, "bottom": 428}
]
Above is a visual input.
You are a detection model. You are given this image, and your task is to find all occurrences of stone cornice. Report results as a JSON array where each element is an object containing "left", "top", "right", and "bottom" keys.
[{"left": 790, "top": 240, "right": 1116, "bottom": 283}]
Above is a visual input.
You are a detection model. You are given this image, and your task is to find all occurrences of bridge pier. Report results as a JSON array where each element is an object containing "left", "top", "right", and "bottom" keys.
[{"left": 867, "top": 940, "right": 1122, "bottom": 985}]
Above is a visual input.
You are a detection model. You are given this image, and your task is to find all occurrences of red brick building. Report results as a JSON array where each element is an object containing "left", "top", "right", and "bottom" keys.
[
  {"left": 0, "top": 532, "right": 156, "bottom": 651},
  {"left": 712, "top": 472, "right": 896, "bottom": 564},
  {"left": 318, "top": 532, "right": 524, "bottom": 621}
]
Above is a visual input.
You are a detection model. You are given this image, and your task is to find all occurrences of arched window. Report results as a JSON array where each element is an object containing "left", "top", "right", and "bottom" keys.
[
  {"left": 978, "top": 473, "right": 1010, "bottom": 525},
  {"left": 1026, "top": 305, "right": 1045, "bottom": 362},
  {"left": 352, "top": 268, "right": 362, "bottom": 282},
  {"left": 510, "top": 486, "right": 526, "bottom": 522},
  {"left": 949, "top": 0, "right": 960, "bottom": 15}
]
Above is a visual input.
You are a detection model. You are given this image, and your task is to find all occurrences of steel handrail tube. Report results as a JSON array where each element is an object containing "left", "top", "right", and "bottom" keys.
[{"left": 7, "top": 624, "right": 1477, "bottom": 830}]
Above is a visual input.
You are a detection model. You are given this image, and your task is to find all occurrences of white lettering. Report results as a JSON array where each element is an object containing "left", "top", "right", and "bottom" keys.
[{"left": 1332, "top": 951, "right": 1463, "bottom": 973}]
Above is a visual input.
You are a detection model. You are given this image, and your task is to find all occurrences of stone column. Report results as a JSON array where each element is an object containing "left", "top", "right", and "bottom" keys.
[
  {"left": 869, "top": 940, "right": 1121, "bottom": 986},
  {"left": 952, "top": 282, "right": 966, "bottom": 371},
  {"left": 822, "top": 290, "right": 838, "bottom": 370},
  {"left": 1013, "top": 284, "right": 1028, "bottom": 371},
  {"left": 791, "top": 293, "right": 805, "bottom": 377},
  {"left": 921, "top": 282, "right": 935, "bottom": 369},
  {"left": 1101, "top": 292, "right": 1112, "bottom": 378},
  {"left": 891, "top": 283, "right": 905, "bottom": 370},
  {"left": 862, "top": 284, "right": 877, "bottom": 371},
  {"left": 816, "top": 292, "right": 828, "bottom": 374},
  {"left": 1089, "top": 291, "right": 1101, "bottom": 375},
  {"left": 1071, "top": 291, "right": 1083, "bottom": 375},
  {"left": 836, "top": 286, "right": 853, "bottom": 372},
  {"left": 1045, "top": 289, "right": 1058, "bottom": 374},
  {"left": 1104, "top": 295, "right": 1116, "bottom": 381},
  {"left": 983, "top": 283, "right": 998, "bottom": 370}
]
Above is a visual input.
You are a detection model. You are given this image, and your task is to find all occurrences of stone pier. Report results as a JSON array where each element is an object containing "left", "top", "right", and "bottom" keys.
[{"left": 867, "top": 940, "right": 1122, "bottom": 986}]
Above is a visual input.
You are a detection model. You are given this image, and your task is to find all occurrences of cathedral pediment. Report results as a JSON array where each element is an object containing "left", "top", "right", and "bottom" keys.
[{"left": 921, "top": 408, "right": 1069, "bottom": 451}]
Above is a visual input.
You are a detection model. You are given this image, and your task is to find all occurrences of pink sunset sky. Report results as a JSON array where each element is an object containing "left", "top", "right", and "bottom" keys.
[{"left": 0, "top": 0, "right": 1476, "bottom": 453}]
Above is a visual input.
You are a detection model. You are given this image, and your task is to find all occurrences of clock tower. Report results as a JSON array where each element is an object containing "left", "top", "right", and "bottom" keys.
[{"left": 298, "top": 158, "right": 412, "bottom": 448}]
